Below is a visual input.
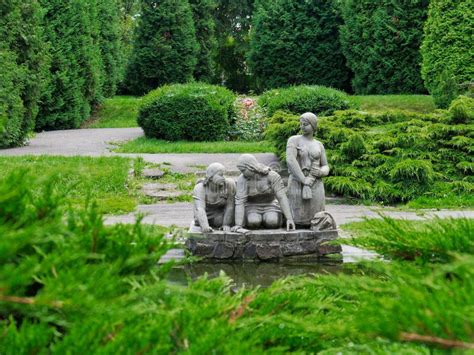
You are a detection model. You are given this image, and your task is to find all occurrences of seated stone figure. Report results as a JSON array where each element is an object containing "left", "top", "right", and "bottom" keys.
[
  {"left": 193, "top": 163, "right": 236, "bottom": 232},
  {"left": 232, "top": 154, "right": 295, "bottom": 232}
]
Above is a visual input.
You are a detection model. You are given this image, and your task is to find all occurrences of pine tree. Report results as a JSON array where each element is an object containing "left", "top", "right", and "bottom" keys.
[
  {"left": 339, "top": 0, "right": 429, "bottom": 94},
  {"left": 248, "top": 0, "right": 351, "bottom": 92},
  {"left": 124, "top": 0, "right": 198, "bottom": 95},
  {"left": 421, "top": 0, "right": 474, "bottom": 107},
  {"left": 189, "top": 0, "right": 218, "bottom": 82}
]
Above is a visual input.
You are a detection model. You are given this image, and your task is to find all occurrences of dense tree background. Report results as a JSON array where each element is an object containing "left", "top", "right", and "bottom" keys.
[
  {"left": 339, "top": 0, "right": 429, "bottom": 95},
  {"left": 124, "top": 0, "right": 198, "bottom": 95},
  {"left": 421, "top": 0, "right": 474, "bottom": 107},
  {"left": 248, "top": 0, "right": 351, "bottom": 92}
]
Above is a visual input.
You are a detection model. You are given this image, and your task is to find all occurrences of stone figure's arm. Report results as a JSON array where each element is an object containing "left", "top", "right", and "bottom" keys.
[
  {"left": 286, "top": 137, "right": 306, "bottom": 184},
  {"left": 270, "top": 172, "right": 295, "bottom": 230},
  {"left": 223, "top": 180, "right": 236, "bottom": 230},
  {"left": 232, "top": 176, "right": 247, "bottom": 230},
  {"left": 319, "top": 143, "right": 330, "bottom": 177},
  {"left": 193, "top": 183, "right": 211, "bottom": 232}
]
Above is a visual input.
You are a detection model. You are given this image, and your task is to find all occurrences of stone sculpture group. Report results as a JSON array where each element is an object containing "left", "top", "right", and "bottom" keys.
[{"left": 187, "top": 112, "right": 340, "bottom": 260}]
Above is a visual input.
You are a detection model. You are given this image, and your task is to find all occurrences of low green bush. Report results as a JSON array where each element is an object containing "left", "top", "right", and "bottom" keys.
[
  {"left": 265, "top": 109, "right": 473, "bottom": 206},
  {"left": 448, "top": 95, "right": 474, "bottom": 124},
  {"left": 259, "top": 85, "right": 352, "bottom": 117},
  {"left": 138, "top": 83, "right": 235, "bottom": 141}
]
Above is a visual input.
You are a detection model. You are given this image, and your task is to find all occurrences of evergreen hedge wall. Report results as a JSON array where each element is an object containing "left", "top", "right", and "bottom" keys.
[
  {"left": 421, "top": 0, "right": 474, "bottom": 108},
  {"left": 0, "top": 0, "right": 48, "bottom": 147},
  {"left": 339, "top": 0, "right": 429, "bottom": 95},
  {"left": 124, "top": 0, "right": 198, "bottom": 95},
  {"left": 248, "top": 0, "right": 351, "bottom": 92}
]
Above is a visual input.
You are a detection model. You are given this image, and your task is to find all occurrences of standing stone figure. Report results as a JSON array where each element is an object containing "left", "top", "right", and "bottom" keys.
[
  {"left": 286, "top": 112, "right": 330, "bottom": 227},
  {"left": 232, "top": 154, "right": 295, "bottom": 232},
  {"left": 193, "top": 163, "right": 236, "bottom": 232}
]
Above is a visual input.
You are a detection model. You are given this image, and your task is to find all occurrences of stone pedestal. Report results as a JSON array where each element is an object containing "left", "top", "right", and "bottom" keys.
[{"left": 186, "top": 226, "right": 341, "bottom": 261}]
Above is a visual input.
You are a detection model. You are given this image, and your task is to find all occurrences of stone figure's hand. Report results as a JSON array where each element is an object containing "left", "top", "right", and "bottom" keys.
[
  {"left": 222, "top": 225, "right": 231, "bottom": 232},
  {"left": 202, "top": 226, "right": 214, "bottom": 233},
  {"left": 286, "top": 220, "right": 296, "bottom": 231},
  {"left": 304, "top": 177, "right": 312, "bottom": 186},
  {"left": 231, "top": 225, "right": 242, "bottom": 232}
]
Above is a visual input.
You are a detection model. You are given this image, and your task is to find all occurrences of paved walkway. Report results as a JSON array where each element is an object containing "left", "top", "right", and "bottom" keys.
[
  {"left": 0, "top": 128, "right": 279, "bottom": 173},
  {"left": 104, "top": 202, "right": 474, "bottom": 227}
]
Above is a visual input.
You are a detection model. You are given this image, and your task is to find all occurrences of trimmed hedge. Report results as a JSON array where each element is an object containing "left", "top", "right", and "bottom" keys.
[
  {"left": 421, "top": 0, "right": 474, "bottom": 108},
  {"left": 339, "top": 0, "right": 428, "bottom": 94},
  {"left": 259, "top": 85, "right": 352, "bottom": 117},
  {"left": 249, "top": 0, "right": 351, "bottom": 92},
  {"left": 138, "top": 83, "right": 235, "bottom": 141}
]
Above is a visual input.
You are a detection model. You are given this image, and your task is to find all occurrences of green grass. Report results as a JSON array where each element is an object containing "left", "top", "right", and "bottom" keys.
[
  {"left": 83, "top": 96, "right": 140, "bottom": 128},
  {"left": 349, "top": 95, "right": 436, "bottom": 113},
  {"left": 115, "top": 137, "right": 275, "bottom": 153},
  {"left": 0, "top": 156, "right": 137, "bottom": 214}
]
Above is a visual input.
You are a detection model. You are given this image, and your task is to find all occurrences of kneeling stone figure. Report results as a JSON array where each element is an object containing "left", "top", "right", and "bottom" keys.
[{"left": 192, "top": 163, "right": 235, "bottom": 232}]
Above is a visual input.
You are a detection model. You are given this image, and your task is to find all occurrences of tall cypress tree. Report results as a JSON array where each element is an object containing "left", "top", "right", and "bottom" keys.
[
  {"left": 421, "top": 0, "right": 474, "bottom": 108},
  {"left": 37, "top": 0, "right": 104, "bottom": 130},
  {"left": 124, "top": 0, "right": 198, "bottom": 95},
  {"left": 0, "top": 0, "right": 48, "bottom": 147},
  {"left": 339, "top": 0, "right": 428, "bottom": 94},
  {"left": 189, "top": 0, "right": 218, "bottom": 82},
  {"left": 248, "top": 0, "right": 351, "bottom": 92}
]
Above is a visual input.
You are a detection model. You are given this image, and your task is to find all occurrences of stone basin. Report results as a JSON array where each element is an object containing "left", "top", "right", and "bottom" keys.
[{"left": 186, "top": 228, "right": 341, "bottom": 261}]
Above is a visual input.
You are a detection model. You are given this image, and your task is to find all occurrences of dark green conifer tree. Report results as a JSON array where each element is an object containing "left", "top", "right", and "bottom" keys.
[
  {"left": 0, "top": 0, "right": 48, "bottom": 147},
  {"left": 248, "top": 0, "right": 351, "bottom": 92},
  {"left": 421, "top": 0, "right": 474, "bottom": 108},
  {"left": 37, "top": 0, "right": 104, "bottom": 130},
  {"left": 339, "top": 0, "right": 429, "bottom": 94},
  {"left": 189, "top": 0, "right": 218, "bottom": 82},
  {"left": 124, "top": 0, "right": 198, "bottom": 95}
]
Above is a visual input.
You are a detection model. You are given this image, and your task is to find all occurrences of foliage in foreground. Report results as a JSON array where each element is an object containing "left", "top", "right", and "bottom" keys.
[
  {"left": 1, "top": 173, "right": 473, "bottom": 353},
  {"left": 265, "top": 96, "right": 474, "bottom": 206},
  {"left": 138, "top": 83, "right": 235, "bottom": 141},
  {"left": 421, "top": 0, "right": 474, "bottom": 108}
]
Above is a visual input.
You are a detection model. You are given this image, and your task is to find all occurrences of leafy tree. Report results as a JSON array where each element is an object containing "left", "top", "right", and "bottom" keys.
[
  {"left": 421, "top": 0, "right": 474, "bottom": 108},
  {"left": 0, "top": 0, "right": 48, "bottom": 147},
  {"left": 249, "top": 0, "right": 351, "bottom": 92},
  {"left": 214, "top": 0, "right": 255, "bottom": 92},
  {"left": 124, "top": 0, "right": 198, "bottom": 95},
  {"left": 339, "top": 0, "right": 429, "bottom": 94},
  {"left": 189, "top": 0, "right": 218, "bottom": 82}
]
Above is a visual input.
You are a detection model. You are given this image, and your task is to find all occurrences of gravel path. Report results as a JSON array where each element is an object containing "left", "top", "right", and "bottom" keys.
[
  {"left": 0, "top": 128, "right": 279, "bottom": 173},
  {"left": 104, "top": 202, "right": 474, "bottom": 227}
]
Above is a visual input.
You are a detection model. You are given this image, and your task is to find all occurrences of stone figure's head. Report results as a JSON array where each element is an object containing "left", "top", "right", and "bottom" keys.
[
  {"left": 237, "top": 154, "right": 271, "bottom": 179},
  {"left": 204, "top": 162, "right": 226, "bottom": 186},
  {"left": 300, "top": 112, "right": 317, "bottom": 135}
]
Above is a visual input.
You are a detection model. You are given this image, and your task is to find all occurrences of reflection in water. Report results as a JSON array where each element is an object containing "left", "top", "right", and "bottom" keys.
[{"left": 165, "top": 244, "right": 379, "bottom": 288}]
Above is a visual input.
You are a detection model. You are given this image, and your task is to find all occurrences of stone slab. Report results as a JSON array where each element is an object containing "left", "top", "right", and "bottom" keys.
[{"left": 186, "top": 228, "right": 340, "bottom": 261}]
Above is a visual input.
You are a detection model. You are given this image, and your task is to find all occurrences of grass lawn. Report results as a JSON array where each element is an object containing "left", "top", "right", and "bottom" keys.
[
  {"left": 0, "top": 156, "right": 137, "bottom": 214},
  {"left": 348, "top": 94, "right": 436, "bottom": 113},
  {"left": 115, "top": 137, "right": 275, "bottom": 153},
  {"left": 83, "top": 96, "right": 140, "bottom": 128}
]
